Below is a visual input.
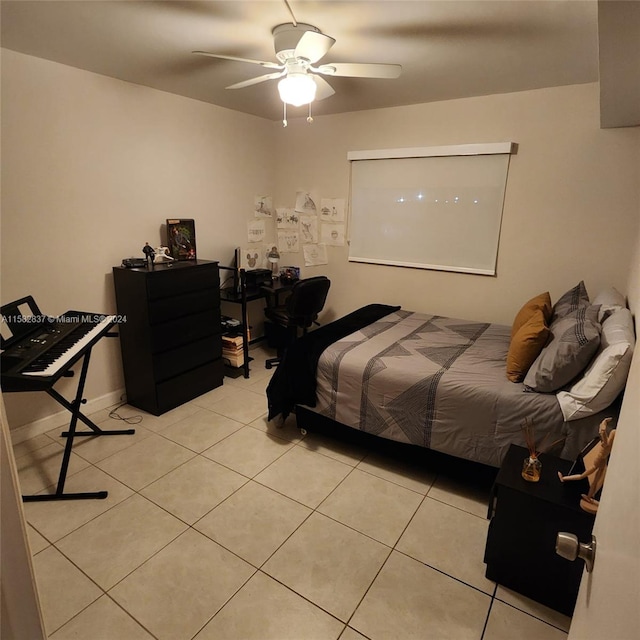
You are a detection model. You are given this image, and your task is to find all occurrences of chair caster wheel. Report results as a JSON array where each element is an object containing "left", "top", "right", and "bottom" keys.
[{"left": 300, "top": 428, "right": 307, "bottom": 436}]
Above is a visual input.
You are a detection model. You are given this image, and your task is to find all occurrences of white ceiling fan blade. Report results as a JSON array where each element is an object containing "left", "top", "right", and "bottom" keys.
[
  {"left": 226, "top": 71, "right": 285, "bottom": 90},
  {"left": 294, "top": 31, "right": 336, "bottom": 64},
  {"left": 313, "top": 75, "right": 335, "bottom": 101},
  {"left": 315, "top": 62, "right": 402, "bottom": 79},
  {"left": 193, "top": 51, "right": 283, "bottom": 70}
]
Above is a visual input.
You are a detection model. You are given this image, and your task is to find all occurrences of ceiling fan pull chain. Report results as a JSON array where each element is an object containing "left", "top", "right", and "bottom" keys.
[
  {"left": 283, "top": 102, "right": 288, "bottom": 127},
  {"left": 307, "top": 103, "right": 313, "bottom": 124}
]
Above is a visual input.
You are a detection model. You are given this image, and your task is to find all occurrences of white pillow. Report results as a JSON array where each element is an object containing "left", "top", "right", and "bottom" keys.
[
  {"left": 592, "top": 286, "right": 626, "bottom": 322},
  {"left": 557, "top": 307, "right": 635, "bottom": 421}
]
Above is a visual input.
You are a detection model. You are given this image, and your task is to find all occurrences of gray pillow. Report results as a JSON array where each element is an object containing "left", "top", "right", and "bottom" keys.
[
  {"left": 524, "top": 304, "right": 601, "bottom": 393},
  {"left": 551, "top": 280, "right": 589, "bottom": 324},
  {"left": 557, "top": 307, "right": 635, "bottom": 420}
]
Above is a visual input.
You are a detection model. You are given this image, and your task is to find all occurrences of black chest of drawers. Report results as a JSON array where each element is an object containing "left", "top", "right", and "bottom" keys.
[{"left": 113, "top": 260, "right": 224, "bottom": 415}]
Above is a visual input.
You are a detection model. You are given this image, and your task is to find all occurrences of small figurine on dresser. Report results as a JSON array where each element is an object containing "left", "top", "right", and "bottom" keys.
[
  {"left": 142, "top": 243, "right": 155, "bottom": 266},
  {"left": 154, "top": 246, "right": 175, "bottom": 263},
  {"left": 558, "top": 417, "right": 615, "bottom": 514}
]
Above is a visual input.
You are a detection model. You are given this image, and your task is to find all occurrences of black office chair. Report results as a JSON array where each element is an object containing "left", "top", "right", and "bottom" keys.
[{"left": 264, "top": 276, "right": 331, "bottom": 370}]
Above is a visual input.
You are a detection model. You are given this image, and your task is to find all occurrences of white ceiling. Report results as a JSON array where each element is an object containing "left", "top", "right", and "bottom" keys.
[{"left": 1, "top": 0, "right": 604, "bottom": 122}]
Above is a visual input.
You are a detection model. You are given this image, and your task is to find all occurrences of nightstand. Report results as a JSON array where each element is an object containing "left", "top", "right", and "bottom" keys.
[{"left": 484, "top": 444, "right": 594, "bottom": 616}]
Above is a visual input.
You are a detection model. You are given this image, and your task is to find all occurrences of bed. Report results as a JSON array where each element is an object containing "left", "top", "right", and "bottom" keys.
[{"left": 266, "top": 284, "right": 634, "bottom": 468}]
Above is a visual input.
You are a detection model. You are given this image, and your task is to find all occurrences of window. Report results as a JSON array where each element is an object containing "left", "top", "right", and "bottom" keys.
[{"left": 348, "top": 143, "right": 516, "bottom": 276}]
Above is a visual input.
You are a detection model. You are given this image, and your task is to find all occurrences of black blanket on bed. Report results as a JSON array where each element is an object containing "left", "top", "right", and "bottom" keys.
[{"left": 266, "top": 303, "right": 401, "bottom": 421}]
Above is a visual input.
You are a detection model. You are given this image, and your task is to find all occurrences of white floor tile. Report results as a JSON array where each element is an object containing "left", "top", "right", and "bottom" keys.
[
  {"left": 318, "top": 468, "right": 423, "bottom": 546},
  {"left": 246, "top": 374, "right": 273, "bottom": 394},
  {"left": 11, "top": 432, "right": 57, "bottom": 459},
  {"left": 255, "top": 445, "right": 353, "bottom": 508},
  {"left": 141, "top": 455, "right": 247, "bottom": 524},
  {"left": 95, "top": 433, "right": 195, "bottom": 490},
  {"left": 190, "top": 383, "right": 245, "bottom": 411},
  {"left": 484, "top": 600, "right": 568, "bottom": 640},
  {"left": 428, "top": 468, "right": 494, "bottom": 518},
  {"left": 49, "top": 595, "right": 155, "bottom": 640},
  {"left": 339, "top": 627, "right": 369, "bottom": 640},
  {"left": 25, "top": 465, "right": 134, "bottom": 542},
  {"left": 127, "top": 402, "right": 203, "bottom": 433},
  {"left": 198, "top": 387, "right": 269, "bottom": 424},
  {"left": 16, "top": 441, "right": 90, "bottom": 496},
  {"left": 495, "top": 586, "right": 572, "bottom": 632},
  {"left": 249, "top": 412, "right": 305, "bottom": 443},
  {"left": 356, "top": 450, "right": 436, "bottom": 494},
  {"left": 31, "top": 546, "right": 102, "bottom": 636},
  {"left": 196, "top": 571, "right": 344, "bottom": 640},
  {"left": 56, "top": 494, "right": 187, "bottom": 589},
  {"left": 159, "top": 408, "right": 245, "bottom": 452},
  {"left": 27, "top": 523, "right": 50, "bottom": 554},
  {"left": 396, "top": 496, "right": 495, "bottom": 593},
  {"left": 263, "top": 512, "right": 390, "bottom": 622},
  {"left": 225, "top": 365, "right": 272, "bottom": 391},
  {"left": 202, "top": 424, "right": 294, "bottom": 477},
  {"left": 350, "top": 550, "right": 490, "bottom": 640},
  {"left": 195, "top": 480, "right": 311, "bottom": 567},
  {"left": 110, "top": 529, "right": 254, "bottom": 640},
  {"left": 67, "top": 424, "right": 153, "bottom": 464}
]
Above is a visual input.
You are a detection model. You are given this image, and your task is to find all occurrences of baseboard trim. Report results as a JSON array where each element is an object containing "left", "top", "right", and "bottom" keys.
[{"left": 9, "top": 388, "right": 126, "bottom": 445}]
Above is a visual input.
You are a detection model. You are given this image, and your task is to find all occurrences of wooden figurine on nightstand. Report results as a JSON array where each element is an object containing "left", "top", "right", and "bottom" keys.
[{"left": 558, "top": 417, "right": 615, "bottom": 514}]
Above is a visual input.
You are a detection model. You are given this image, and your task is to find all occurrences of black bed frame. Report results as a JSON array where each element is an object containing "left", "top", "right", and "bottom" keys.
[{"left": 293, "top": 403, "right": 501, "bottom": 478}]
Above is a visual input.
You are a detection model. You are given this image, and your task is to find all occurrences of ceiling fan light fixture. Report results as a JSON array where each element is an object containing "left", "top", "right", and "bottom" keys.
[{"left": 278, "top": 73, "right": 316, "bottom": 106}]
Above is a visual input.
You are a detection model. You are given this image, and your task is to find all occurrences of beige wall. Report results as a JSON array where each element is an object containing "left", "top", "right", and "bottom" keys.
[
  {"left": 2, "top": 51, "right": 639, "bottom": 435},
  {"left": 274, "top": 83, "right": 639, "bottom": 325},
  {"left": 626, "top": 163, "right": 640, "bottom": 315},
  {"left": 1, "top": 50, "right": 276, "bottom": 431}
]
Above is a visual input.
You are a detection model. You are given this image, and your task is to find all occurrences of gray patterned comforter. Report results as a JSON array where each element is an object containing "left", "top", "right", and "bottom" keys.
[{"left": 311, "top": 309, "right": 602, "bottom": 467}]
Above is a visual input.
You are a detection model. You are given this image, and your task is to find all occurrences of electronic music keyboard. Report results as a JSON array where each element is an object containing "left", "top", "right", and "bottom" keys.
[
  {"left": 21, "top": 314, "right": 115, "bottom": 377},
  {"left": 1, "top": 294, "right": 133, "bottom": 501},
  {"left": 1, "top": 297, "right": 116, "bottom": 392}
]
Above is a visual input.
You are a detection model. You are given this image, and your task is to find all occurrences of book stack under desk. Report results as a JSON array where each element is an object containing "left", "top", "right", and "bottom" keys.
[{"left": 222, "top": 333, "right": 246, "bottom": 368}]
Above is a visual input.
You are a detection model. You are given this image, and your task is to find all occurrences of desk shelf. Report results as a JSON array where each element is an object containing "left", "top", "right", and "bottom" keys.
[
  {"left": 219, "top": 267, "right": 294, "bottom": 379},
  {"left": 219, "top": 267, "right": 253, "bottom": 378}
]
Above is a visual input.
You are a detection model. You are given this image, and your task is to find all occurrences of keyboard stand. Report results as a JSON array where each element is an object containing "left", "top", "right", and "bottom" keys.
[{"left": 22, "top": 339, "right": 135, "bottom": 502}]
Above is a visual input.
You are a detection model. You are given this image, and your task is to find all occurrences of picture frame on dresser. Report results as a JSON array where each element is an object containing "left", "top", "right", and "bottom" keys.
[{"left": 166, "top": 218, "right": 197, "bottom": 261}]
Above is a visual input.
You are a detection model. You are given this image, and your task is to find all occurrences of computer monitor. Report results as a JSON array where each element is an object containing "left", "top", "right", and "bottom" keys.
[{"left": 233, "top": 246, "right": 242, "bottom": 293}]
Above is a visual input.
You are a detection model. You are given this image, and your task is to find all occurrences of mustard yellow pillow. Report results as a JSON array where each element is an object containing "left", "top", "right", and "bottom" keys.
[
  {"left": 511, "top": 292, "right": 552, "bottom": 339},
  {"left": 507, "top": 309, "right": 550, "bottom": 382}
]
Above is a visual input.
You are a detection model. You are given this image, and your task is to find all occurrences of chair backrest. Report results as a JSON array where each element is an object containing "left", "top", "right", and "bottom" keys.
[{"left": 285, "top": 276, "right": 331, "bottom": 329}]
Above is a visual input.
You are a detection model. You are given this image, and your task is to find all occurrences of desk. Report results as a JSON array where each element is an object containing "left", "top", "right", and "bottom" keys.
[
  {"left": 219, "top": 269, "right": 294, "bottom": 378},
  {"left": 259, "top": 279, "right": 295, "bottom": 304}
]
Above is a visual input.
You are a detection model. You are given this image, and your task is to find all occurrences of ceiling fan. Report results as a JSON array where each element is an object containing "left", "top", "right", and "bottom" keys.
[{"left": 193, "top": 3, "right": 401, "bottom": 125}]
